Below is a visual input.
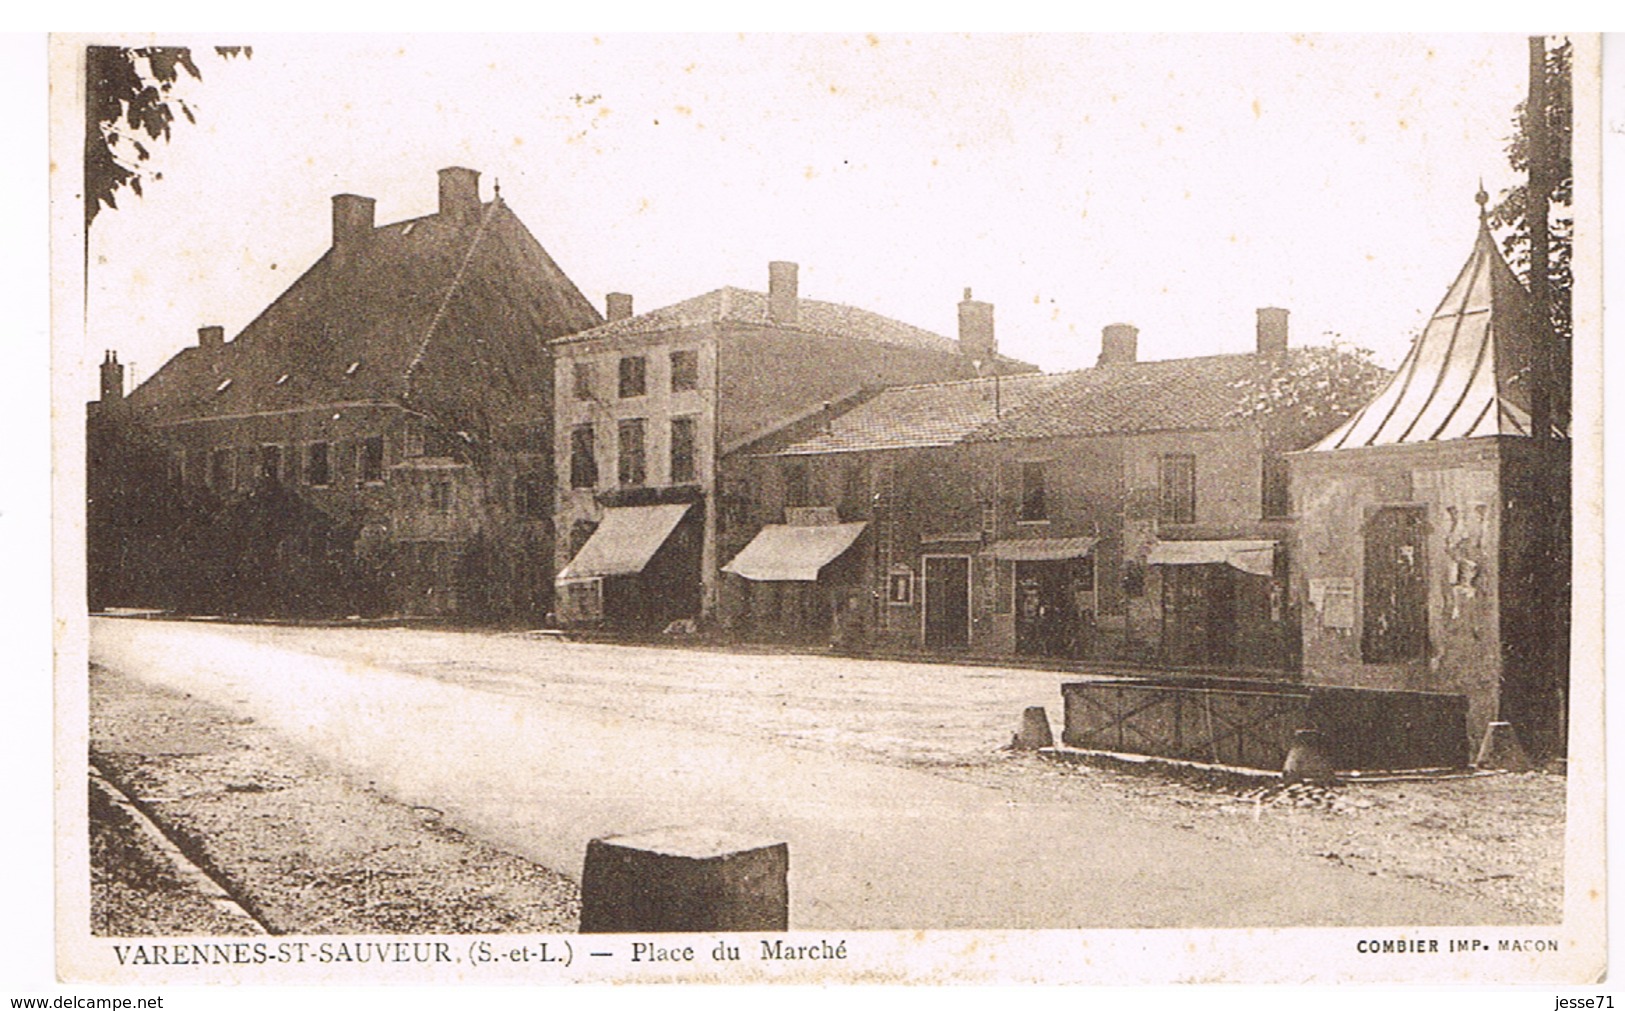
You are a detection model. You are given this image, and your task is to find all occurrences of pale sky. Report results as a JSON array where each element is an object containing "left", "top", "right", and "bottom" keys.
[{"left": 83, "top": 33, "right": 1533, "bottom": 395}]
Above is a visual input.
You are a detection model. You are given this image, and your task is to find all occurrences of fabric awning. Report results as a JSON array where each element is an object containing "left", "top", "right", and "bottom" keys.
[
  {"left": 722, "top": 523, "right": 868, "bottom": 582},
  {"left": 986, "top": 536, "right": 1098, "bottom": 562},
  {"left": 556, "top": 503, "right": 691, "bottom": 580},
  {"left": 1146, "top": 539, "right": 1277, "bottom": 578}
]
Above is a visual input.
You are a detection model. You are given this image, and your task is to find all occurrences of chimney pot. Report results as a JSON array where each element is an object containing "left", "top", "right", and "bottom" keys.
[
  {"left": 198, "top": 325, "right": 225, "bottom": 350},
  {"left": 1256, "top": 307, "right": 1290, "bottom": 361},
  {"left": 606, "top": 292, "right": 634, "bottom": 322},
  {"left": 958, "top": 289, "right": 996, "bottom": 363},
  {"left": 768, "top": 261, "right": 799, "bottom": 324},
  {"left": 99, "top": 349, "right": 126, "bottom": 403},
  {"left": 1098, "top": 323, "right": 1139, "bottom": 366}
]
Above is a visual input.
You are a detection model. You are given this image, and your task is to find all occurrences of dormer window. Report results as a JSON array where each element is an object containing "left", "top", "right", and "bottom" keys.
[{"left": 345, "top": 361, "right": 361, "bottom": 376}]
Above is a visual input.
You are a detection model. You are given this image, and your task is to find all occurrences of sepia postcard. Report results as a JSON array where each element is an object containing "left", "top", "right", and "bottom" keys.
[{"left": 45, "top": 32, "right": 1606, "bottom": 990}]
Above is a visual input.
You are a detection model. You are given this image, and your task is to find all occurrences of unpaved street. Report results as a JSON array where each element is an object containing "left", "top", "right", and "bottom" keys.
[{"left": 88, "top": 618, "right": 1560, "bottom": 928}]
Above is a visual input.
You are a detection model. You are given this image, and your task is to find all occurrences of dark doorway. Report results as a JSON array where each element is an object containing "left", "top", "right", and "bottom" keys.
[
  {"left": 1161, "top": 564, "right": 1237, "bottom": 666},
  {"left": 923, "top": 555, "right": 970, "bottom": 649},
  {"left": 1362, "top": 506, "right": 1428, "bottom": 663},
  {"left": 1015, "top": 557, "right": 1096, "bottom": 659}
]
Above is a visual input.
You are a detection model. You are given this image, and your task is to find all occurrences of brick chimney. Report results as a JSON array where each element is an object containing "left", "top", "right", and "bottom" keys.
[
  {"left": 606, "top": 292, "right": 634, "bottom": 322},
  {"left": 958, "top": 287, "right": 996, "bottom": 363},
  {"left": 438, "top": 166, "right": 481, "bottom": 224},
  {"left": 198, "top": 325, "right": 225, "bottom": 350},
  {"left": 768, "top": 261, "right": 799, "bottom": 325},
  {"left": 1097, "top": 323, "right": 1139, "bottom": 366},
  {"left": 331, "top": 193, "right": 376, "bottom": 263},
  {"left": 99, "top": 350, "right": 125, "bottom": 403},
  {"left": 1256, "top": 306, "right": 1290, "bottom": 362}
]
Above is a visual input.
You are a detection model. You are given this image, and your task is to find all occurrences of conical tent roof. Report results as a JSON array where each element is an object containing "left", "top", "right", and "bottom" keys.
[{"left": 1313, "top": 210, "right": 1545, "bottom": 450}]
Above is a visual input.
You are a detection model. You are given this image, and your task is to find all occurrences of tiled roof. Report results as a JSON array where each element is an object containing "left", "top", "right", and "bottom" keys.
[
  {"left": 127, "top": 198, "right": 603, "bottom": 430},
  {"left": 776, "top": 372, "right": 1068, "bottom": 455},
  {"left": 967, "top": 352, "right": 1290, "bottom": 442},
  {"left": 555, "top": 286, "right": 1021, "bottom": 362},
  {"left": 1313, "top": 218, "right": 1545, "bottom": 449}
]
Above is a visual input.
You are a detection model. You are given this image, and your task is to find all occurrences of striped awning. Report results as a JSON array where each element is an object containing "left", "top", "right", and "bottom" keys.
[
  {"left": 556, "top": 504, "right": 691, "bottom": 580},
  {"left": 1147, "top": 539, "right": 1277, "bottom": 578},
  {"left": 986, "top": 536, "right": 1098, "bottom": 562},
  {"left": 722, "top": 523, "right": 867, "bottom": 582}
]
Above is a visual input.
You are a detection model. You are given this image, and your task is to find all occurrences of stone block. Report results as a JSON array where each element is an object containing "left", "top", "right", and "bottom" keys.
[{"left": 579, "top": 826, "right": 788, "bottom": 933}]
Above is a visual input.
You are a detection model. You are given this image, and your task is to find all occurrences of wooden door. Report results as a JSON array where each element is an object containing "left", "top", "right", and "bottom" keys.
[
  {"left": 923, "top": 555, "right": 970, "bottom": 649},
  {"left": 1362, "top": 506, "right": 1428, "bottom": 662}
]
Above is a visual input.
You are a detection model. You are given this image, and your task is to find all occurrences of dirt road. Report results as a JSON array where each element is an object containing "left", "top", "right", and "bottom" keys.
[{"left": 89, "top": 618, "right": 1556, "bottom": 929}]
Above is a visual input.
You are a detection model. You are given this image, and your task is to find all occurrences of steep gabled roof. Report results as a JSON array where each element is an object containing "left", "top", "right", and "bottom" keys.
[
  {"left": 554, "top": 286, "right": 1026, "bottom": 366},
  {"left": 775, "top": 372, "right": 1068, "bottom": 456},
  {"left": 1313, "top": 214, "right": 1543, "bottom": 450},
  {"left": 967, "top": 352, "right": 1286, "bottom": 442},
  {"left": 127, "top": 197, "right": 603, "bottom": 431}
]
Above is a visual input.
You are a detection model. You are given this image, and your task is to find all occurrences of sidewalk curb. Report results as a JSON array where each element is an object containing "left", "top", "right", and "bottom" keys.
[{"left": 89, "top": 762, "right": 269, "bottom": 935}]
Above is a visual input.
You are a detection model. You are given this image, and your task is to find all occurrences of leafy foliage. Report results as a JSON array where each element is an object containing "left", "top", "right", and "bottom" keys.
[
  {"left": 83, "top": 45, "right": 250, "bottom": 228},
  {"left": 1230, "top": 343, "right": 1391, "bottom": 449},
  {"left": 1487, "top": 37, "right": 1572, "bottom": 345}
]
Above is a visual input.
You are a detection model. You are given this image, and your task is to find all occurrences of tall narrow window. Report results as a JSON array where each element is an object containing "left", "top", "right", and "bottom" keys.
[
  {"left": 211, "top": 448, "right": 233, "bottom": 491},
  {"left": 670, "top": 416, "right": 698, "bottom": 485},
  {"left": 1020, "top": 461, "right": 1047, "bottom": 522},
  {"left": 618, "top": 355, "right": 647, "bottom": 399},
  {"left": 306, "top": 442, "right": 331, "bottom": 487},
  {"left": 1261, "top": 452, "right": 1290, "bottom": 519},
  {"left": 1362, "top": 507, "right": 1428, "bottom": 663},
  {"left": 570, "top": 424, "right": 598, "bottom": 489},
  {"left": 403, "top": 423, "right": 425, "bottom": 458},
  {"left": 670, "top": 349, "right": 699, "bottom": 393},
  {"left": 359, "top": 435, "right": 385, "bottom": 484},
  {"left": 782, "top": 459, "right": 810, "bottom": 508},
  {"left": 573, "top": 360, "right": 595, "bottom": 401},
  {"left": 618, "top": 418, "right": 646, "bottom": 487},
  {"left": 430, "top": 481, "right": 454, "bottom": 514},
  {"left": 1158, "top": 453, "right": 1196, "bottom": 524},
  {"left": 259, "top": 445, "right": 282, "bottom": 484},
  {"left": 517, "top": 473, "right": 548, "bottom": 518}
]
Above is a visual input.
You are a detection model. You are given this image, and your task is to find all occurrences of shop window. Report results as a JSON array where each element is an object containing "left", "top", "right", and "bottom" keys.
[
  {"left": 570, "top": 425, "right": 597, "bottom": 489},
  {"left": 1159, "top": 453, "right": 1196, "bottom": 524},
  {"left": 618, "top": 355, "right": 646, "bottom": 399},
  {"left": 670, "top": 349, "right": 699, "bottom": 393},
  {"left": 670, "top": 416, "right": 698, "bottom": 485},
  {"left": 618, "top": 418, "right": 646, "bottom": 487},
  {"left": 1020, "top": 461, "right": 1046, "bottom": 522}
]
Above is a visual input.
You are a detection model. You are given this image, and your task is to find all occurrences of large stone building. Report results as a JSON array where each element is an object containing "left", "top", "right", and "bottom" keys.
[
  {"left": 731, "top": 309, "right": 1371, "bottom": 669},
  {"left": 550, "top": 272, "right": 1033, "bottom": 630},
  {"left": 89, "top": 166, "right": 604, "bottom": 618},
  {"left": 1291, "top": 200, "right": 1570, "bottom": 757}
]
